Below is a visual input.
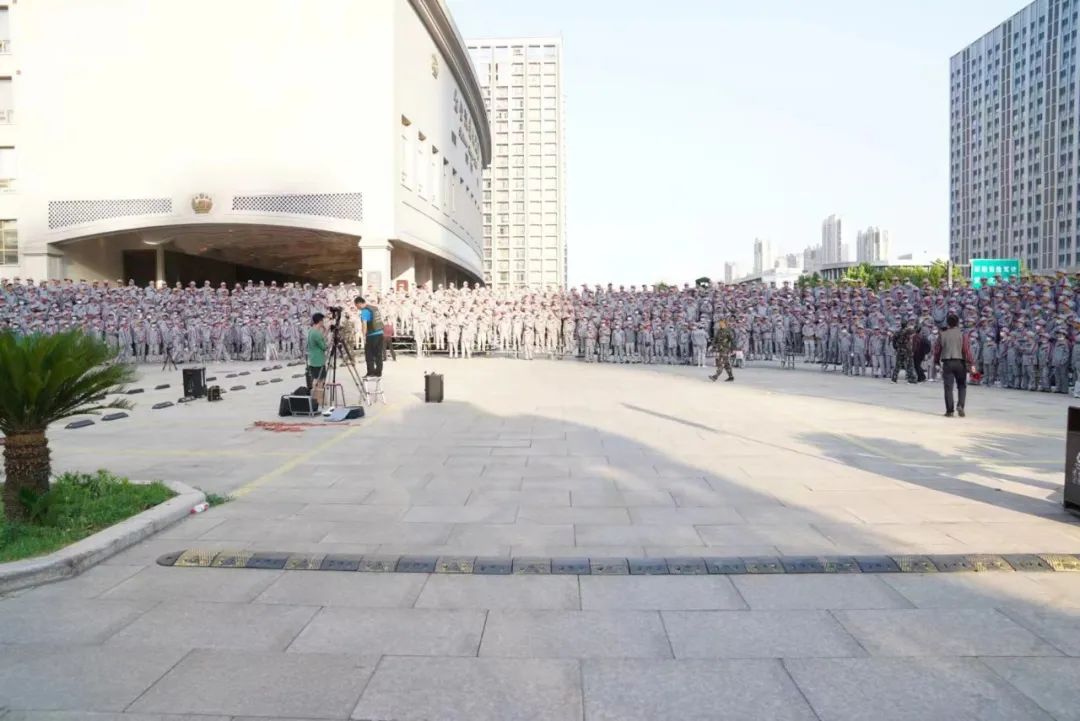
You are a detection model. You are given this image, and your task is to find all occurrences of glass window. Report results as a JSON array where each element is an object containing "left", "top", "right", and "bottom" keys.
[
  {"left": 400, "top": 131, "right": 413, "bottom": 188},
  {"left": 0, "top": 146, "right": 14, "bottom": 186},
  {"left": 0, "top": 220, "right": 16, "bottom": 265}
]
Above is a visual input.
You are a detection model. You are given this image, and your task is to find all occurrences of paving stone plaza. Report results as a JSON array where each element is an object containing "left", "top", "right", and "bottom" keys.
[{"left": 3, "top": 357, "right": 1080, "bottom": 720}]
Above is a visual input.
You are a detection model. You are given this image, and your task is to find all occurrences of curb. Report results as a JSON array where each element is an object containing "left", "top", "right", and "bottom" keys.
[{"left": 0, "top": 480, "right": 205, "bottom": 594}]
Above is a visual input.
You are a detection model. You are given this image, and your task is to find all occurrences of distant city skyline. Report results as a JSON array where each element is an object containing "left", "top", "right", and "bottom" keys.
[{"left": 448, "top": 0, "right": 1027, "bottom": 285}]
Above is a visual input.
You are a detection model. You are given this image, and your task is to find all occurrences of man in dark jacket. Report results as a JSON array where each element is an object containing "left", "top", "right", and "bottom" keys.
[{"left": 933, "top": 312, "right": 976, "bottom": 417}]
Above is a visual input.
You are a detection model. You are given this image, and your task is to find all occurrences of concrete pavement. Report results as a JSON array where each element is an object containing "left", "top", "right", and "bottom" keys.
[{"left": 2, "top": 356, "right": 1080, "bottom": 719}]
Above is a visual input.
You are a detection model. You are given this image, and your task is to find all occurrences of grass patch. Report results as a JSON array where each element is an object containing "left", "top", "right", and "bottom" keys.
[
  {"left": 203, "top": 493, "right": 231, "bottom": 507},
  {"left": 0, "top": 470, "right": 174, "bottom": 563}
]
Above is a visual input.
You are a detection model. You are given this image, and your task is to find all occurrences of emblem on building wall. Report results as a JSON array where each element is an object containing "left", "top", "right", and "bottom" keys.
[
  {"left": 191, "top": 193, "right": 213, "bottom": 214},
  {"left": 431, "top": 53, "right": 439, "bottom": 79}
]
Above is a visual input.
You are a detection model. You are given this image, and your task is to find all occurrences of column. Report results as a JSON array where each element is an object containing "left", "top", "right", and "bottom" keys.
[
  {"left": 155, "top": 246, "right": 166, "bottom": 286},
  {"left": 390, "top": 247, "right": 416, "bottom": 292},
  {"left": 359, "top": 239, "right": 392, "bottom": 295},
  {"left": 417, "top": 253, "right": 434, "bottom": 290}
]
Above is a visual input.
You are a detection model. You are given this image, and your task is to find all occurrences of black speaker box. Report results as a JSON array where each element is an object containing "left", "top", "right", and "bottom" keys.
[
  {"left": 425, "top": 373, "right": 444, "bottom": 403},
  {"left": 183, "top": 367, "right": 207, "bottom": 398}
]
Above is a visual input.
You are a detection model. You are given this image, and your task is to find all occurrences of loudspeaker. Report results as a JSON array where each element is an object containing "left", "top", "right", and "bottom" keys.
[
  {"left": 183, "top": 367, "right": 207, "bottom": 398},
  {"left": 425, "top": 372, "right": 443, "bottom": 403}
]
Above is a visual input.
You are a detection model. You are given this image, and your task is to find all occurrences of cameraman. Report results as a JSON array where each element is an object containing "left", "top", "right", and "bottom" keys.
[
  {"left": 354, "top": 296, "right": 384, "bottom": 378},
  {"left": 306, "top": 312, "right": 328, "bottom": 398}
]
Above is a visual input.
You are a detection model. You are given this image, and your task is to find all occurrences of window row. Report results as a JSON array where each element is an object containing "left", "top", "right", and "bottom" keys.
[
  {"left": 483, "top": 247, "right": 562, "bottom": 259},
  {"left": 400, "top": 117, "right": 480, "bottom": 216}
]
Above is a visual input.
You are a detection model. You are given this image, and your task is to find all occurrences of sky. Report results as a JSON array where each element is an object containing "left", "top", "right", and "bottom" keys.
[{"left": 446, "top": 0, "right": 1028, "bottom": 286}]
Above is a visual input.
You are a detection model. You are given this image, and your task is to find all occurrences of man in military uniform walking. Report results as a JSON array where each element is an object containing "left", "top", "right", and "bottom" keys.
[
  {"left": 891, "top": 320, "right": 918, "bottom": 384},
  {"left": 709, "top": 318, "right": 735, "bottom": 382}
]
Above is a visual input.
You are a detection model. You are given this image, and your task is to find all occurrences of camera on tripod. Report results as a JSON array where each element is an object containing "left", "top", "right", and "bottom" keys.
[{"left": 327, "top": 306, "right": 344, "bottom": 330}]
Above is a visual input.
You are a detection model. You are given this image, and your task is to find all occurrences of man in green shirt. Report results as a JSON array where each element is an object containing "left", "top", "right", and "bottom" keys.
[{"left": 306, "top": 312, "right": 328, "bottom": 398}]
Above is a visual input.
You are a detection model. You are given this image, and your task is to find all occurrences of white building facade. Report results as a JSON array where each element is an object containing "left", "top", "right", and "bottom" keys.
[
  {"left": 752, "top": 237, "right": 773, "bottom": 275},
  {"left": 856, "top": 226, "right": 891, "bottom": 263},
  {"left": 821, "top": 214, "right": 844, "bottom": 264},
  {"left": 950, "top": 0, "right": 1080, "bottom": 273},
  {"left": 4, "top": 0, "right": 489, "bottom": 291},
  {"left": 0, "top": 4, "right": 13, "bottom": 270},
  {"left": 467, "top": 38, "right": 566, "bottom": 291},
  {"left": 723, "top": 261, "right": 741, "bottom": 284}
]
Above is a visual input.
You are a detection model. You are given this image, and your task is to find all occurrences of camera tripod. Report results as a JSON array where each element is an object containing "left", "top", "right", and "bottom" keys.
[
  {"left": 162, "top": 346, "right": 178, "bottom": 372},
  {"left": 324, "top": 310, "right": 366, "bottom": 408}
]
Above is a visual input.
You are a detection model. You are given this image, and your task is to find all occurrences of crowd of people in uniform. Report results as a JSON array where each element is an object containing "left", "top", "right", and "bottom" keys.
[{"left": 3, "top": 272, "right": 1080, "bottom": 397}]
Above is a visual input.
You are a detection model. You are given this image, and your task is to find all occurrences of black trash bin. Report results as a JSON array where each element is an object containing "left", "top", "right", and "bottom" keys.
[{"left": 1066, "top": 407, "right": 1080, "bottom": 516}]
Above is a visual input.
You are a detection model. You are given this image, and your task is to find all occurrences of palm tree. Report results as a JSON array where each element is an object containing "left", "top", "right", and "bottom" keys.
[{"left": 0, "top": 330, "right": 134, "bottom": 522}]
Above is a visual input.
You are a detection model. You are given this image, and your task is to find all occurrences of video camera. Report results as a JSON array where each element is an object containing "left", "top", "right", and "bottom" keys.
[{"left": 327, "top": 306, "right": 344, "bottom": 331}]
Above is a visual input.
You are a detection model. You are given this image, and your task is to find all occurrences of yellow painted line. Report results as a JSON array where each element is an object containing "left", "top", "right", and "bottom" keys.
[
  {"left": 230, "top": 404, "right": 397, "bottom": 499},
  {"left": 63, "top": 447, "right": 295, "bottom": 459}
]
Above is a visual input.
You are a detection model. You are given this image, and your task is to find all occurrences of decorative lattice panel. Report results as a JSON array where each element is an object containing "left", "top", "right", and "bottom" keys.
[
  {"left": 231, "top": 192, "right": 363, "bottom": 222},
  {"left": 48, "top": 198, "right": 173, "bottom": 229}
]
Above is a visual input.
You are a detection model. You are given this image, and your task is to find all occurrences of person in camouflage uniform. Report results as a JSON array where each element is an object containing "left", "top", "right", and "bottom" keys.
[
  {"left": 891, "top": 319, "right": 918, "bottom": 384},
  {"left": 709, "top": 317, "right": 735, "bottom": 382}
]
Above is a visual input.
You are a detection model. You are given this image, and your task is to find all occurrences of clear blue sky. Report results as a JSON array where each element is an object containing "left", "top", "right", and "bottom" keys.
[{"left": 447, "top": 0, "right": 1026, "bottom": 286}]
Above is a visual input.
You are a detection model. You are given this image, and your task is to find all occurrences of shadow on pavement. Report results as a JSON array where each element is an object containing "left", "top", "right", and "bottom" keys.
[{"left": 799, "top": 431, "right": 1076, "bottom": 526}]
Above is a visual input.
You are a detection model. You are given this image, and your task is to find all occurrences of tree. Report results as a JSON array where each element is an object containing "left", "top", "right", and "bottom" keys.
[{"left": 0, "top": 330, "right": 134, "bottom": 522}]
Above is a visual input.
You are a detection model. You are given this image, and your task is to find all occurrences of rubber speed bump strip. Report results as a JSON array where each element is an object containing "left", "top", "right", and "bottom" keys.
[
  {"left": 437, "top": 557, "right": 474, "bottom": 574},
  {"left": 1041, "top": 553, "right": 1080, "bottom": 571},
  {"left": 157, "top": 551, "right": 1080, "bottom": 575}
]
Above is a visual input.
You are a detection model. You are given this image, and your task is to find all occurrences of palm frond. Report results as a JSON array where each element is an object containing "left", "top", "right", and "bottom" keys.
[{"left": 0, "top": 330, "right": 136, "bottom": 435}]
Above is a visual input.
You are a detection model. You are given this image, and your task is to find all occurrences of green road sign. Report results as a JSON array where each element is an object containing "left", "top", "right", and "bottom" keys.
[{"left": 970, "top": 258, "right": 1020, "bottom": 285}]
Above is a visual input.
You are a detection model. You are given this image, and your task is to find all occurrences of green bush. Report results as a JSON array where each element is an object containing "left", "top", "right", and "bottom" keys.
[{"left": 0, "top": 470, "right": 174, "bottom": 563}]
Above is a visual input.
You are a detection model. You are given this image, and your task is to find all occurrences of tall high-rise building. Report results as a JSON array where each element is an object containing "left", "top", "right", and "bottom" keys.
[
  {"left": 723, "top": 261, "right": 741, "bottom": 283},
  {"left": 856, "top": 227, "right": 891, "bottom": 263},
  {"left": 821, "top": 215, "right": 843, "bottom": 264},
  {"left": 753, "top": 237, "right": 774, "bottom": 274},
  {"left": 467, "top": 38, "right": 566, "bottom": 290},
  {"left": 951, "top": 0, "right": 1079, "bottom": 272}
]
